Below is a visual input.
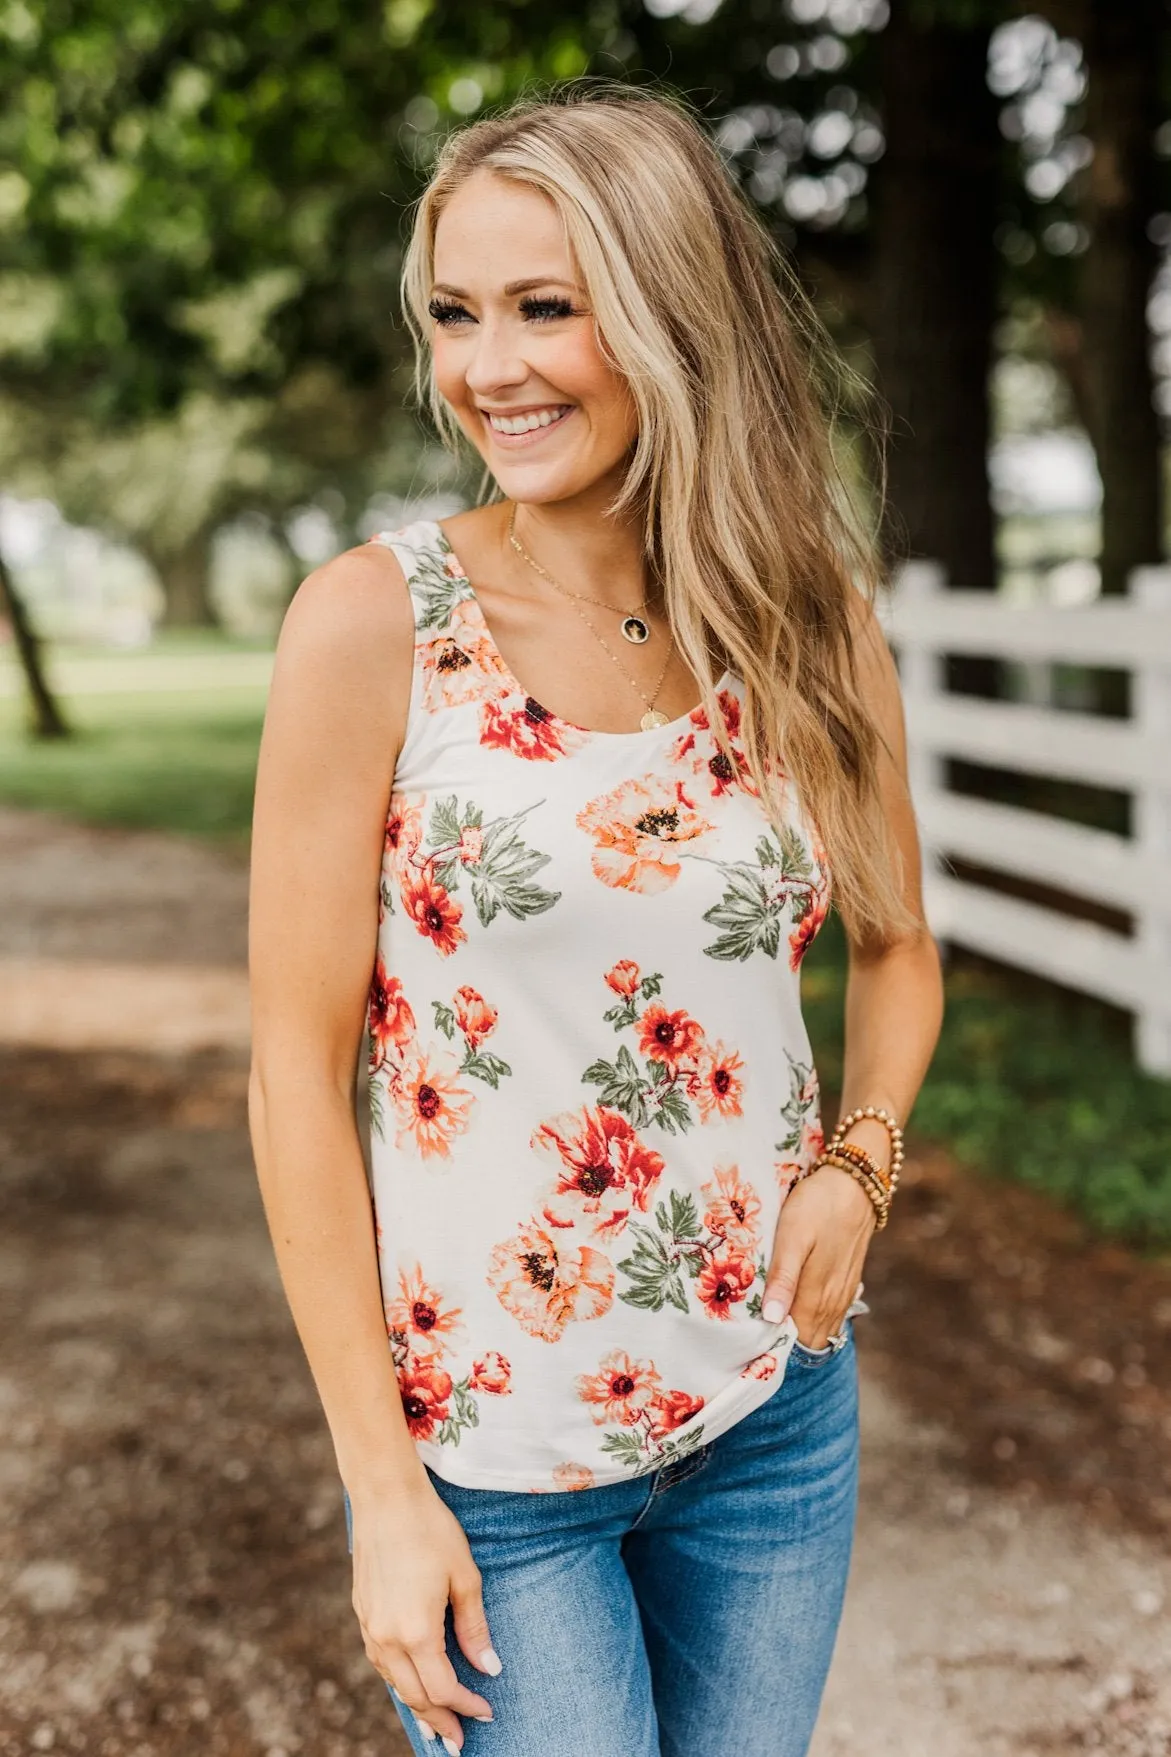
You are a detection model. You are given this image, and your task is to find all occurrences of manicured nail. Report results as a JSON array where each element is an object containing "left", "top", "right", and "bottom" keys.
[
  {"left": 763, "top": 1298, "right": 787, "bottom": 1322},
  {"left": 442, "top": 1739, "right": 461, "bottom": 1756},
  {"left": 414, "top": 1718, "right": 437, "bottom": 1741},
  {"left": 479, "top": 1646, "right": 503, "bottom": 1676},
  {"left": 473, "top": 1711, "right": 494, "bottom": 1721}
]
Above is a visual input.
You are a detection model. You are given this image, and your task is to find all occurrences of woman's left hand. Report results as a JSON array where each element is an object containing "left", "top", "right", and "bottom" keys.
[{"left": 760, "top": 1164, "right": 877, "bottom": 1348}]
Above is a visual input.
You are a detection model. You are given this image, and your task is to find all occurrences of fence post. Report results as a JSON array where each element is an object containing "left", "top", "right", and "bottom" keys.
[
  {"left": 890, "top": 561, "right": 949, "bottom": 933},
  {"left": 1131, "top": 565, "right": 1171, "bottom": 1076}
]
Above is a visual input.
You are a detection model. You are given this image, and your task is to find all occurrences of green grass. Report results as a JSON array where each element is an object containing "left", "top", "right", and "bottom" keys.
[
  {"left": 0, "top": 687, "right": 265, "bottom": 842},
  {"left": 803, "top": 917, "right": 1171, "bottom": 1253}
]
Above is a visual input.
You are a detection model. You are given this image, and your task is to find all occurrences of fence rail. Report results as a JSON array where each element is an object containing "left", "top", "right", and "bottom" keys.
[{"left": 885, "top": 561, "right": 1171, "bottom": 1077}]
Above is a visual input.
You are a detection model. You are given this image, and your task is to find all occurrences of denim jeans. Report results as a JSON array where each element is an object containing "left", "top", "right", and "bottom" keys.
[{"left": 344, "top": 1322, "right": 858, "bottom": 1757}]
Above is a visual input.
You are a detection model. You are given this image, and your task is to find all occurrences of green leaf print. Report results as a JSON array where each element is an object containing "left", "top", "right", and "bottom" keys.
[
  {"left": 462, "top": 1049, "right": 512, "bottom": 1089},
  {"left": 412, "top": 550, "right": 468, "bottom": 632},
  {"left": 745, "top": 1258, "right": 768, "bottom": 1318},
  {"left": 653, "top": 1083, "right": 693, "bottom": 1137},
  {"left": 470, "top": 811, "right": 561, "bottom": 927},
  {"left": 777, "top": 823, "right": 814, "bottom": 880},
  {"left": 656, "top": 1188, "right": 701, "bottom": 1244},
  {"left": 701, "top": 862, "right": 783, "bottom": 963},
  {"left": 368, "top": 1078, "right": 386, "bottom": 1143},
  {"left": 432, "top": 1000, "right": 457, "bottom": 1040},
  {"left": 434, "top": 1376, "right": 481, "bottom": 1448},
  {"left": 582, "top": 1043, "right": 651, "bottom": 1127},
  {"left": 599, "top": 1430, "right": 647, "bottom": 1469},
  {"left": 616, "top": 1219, "right": 692, "bottom": 1315},
  {"left": 776, "top": 1054, "right": 818, "bottom": 1155}
]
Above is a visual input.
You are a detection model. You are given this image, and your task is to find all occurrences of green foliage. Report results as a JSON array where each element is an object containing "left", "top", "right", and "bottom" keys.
[{"left": 802, "top": 915, "right": 1171, "bottom": 1252}]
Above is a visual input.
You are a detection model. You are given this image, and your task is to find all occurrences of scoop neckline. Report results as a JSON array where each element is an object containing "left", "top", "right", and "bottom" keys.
[{"left": 429, "top": 518, "right": 733, "bottom": 741}]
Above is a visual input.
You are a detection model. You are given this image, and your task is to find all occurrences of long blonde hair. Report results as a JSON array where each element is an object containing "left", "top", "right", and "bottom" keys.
[{"left": 401, "top": 81, "right": 912, "bottom": 944}]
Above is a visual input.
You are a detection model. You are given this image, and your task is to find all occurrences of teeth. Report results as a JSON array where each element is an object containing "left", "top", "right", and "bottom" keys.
[{"left": 487, "top": 406, "right": 569, "bottom": 435}]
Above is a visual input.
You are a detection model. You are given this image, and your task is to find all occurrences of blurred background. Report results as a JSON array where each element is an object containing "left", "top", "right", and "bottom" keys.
[{"left": 3, "top": 2, "right": 1171, "bottom": 1753}]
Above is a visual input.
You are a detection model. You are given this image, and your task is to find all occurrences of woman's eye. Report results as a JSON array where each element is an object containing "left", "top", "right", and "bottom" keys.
[
  {"left": 519, "top": 295, "right": 578, "bottom": 323},
  {"left": 428, "top": 298, "right": 471, "bottom": 327}
]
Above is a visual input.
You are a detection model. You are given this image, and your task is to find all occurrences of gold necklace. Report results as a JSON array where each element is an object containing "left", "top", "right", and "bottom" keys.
[
  {"left": 507, "top": 503, "right": 654, "bottom": 645},
  {"left": 506, "top": 504, "right": 675, "bottom": 731}
]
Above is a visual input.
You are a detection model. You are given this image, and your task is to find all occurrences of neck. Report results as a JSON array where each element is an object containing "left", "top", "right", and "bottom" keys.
[{"left": 497, "top": 485, "right": 654, "bottom": 608}]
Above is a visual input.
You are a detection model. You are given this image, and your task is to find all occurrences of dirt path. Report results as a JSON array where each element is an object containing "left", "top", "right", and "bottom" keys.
[{"left": 2, "top": 809, "right": 1170, "bottom": 1756}]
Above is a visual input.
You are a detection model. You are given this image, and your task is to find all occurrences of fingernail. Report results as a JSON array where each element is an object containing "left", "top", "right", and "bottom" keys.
[
  {"left": 478, "top": 1646, "right": 503, "bottom": 1675},
  {"left": 473, "top": 1711, "right": 494, "bottom": 1721},
  {"left": 414, "top": 1718, "right": 437, "bottom": 1742},
  {"left": 442, "top": 1740, "right": 461, "bottom": 1756},
  {"left": 763, "top": 1298, "right": 787, "bottom": 1322}
]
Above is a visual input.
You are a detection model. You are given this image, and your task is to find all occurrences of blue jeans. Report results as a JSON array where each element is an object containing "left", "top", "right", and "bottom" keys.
[{"left": 344, "top": 1323, "right": 858, "bottom": 1757}]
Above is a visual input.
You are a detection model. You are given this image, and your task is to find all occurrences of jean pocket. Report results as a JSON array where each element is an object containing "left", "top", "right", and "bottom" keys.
[{"left": 790, "top": 1322, "right": 853, "bottom": 1370}]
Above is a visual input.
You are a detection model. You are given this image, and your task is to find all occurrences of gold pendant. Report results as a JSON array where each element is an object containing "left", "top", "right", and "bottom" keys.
[
  {"left": 640, "top": 708, "right": 670, "bottom": 730},
  {"left": 622, "top": 615, "right": 650, "bottom": 644}
]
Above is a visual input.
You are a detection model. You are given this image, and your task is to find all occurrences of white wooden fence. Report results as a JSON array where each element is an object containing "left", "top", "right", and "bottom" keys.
[{"left": 885, "top": 561, "right": 1171, "bottom": 1077}]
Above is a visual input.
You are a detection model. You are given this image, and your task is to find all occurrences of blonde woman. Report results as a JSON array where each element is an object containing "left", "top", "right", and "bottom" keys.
[{"left": 249, "top": 83, "right": 943, "bottom": 1757}]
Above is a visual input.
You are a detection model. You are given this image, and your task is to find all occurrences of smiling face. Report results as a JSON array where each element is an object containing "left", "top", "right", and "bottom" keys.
[{"left": 428, "top": 170, "right": 639, "bottom": 507}]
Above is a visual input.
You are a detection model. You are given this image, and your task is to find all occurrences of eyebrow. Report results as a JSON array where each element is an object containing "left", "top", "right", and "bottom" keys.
[{"left": 430, "top": 277, "right": 584, "bottom": 298}]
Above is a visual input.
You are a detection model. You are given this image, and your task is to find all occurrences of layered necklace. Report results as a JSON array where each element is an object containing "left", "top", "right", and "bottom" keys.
[{"left": 506, "top": 503, "right": 675, "bottom": 731}]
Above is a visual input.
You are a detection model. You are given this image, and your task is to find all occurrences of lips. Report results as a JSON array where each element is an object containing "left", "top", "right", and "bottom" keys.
[{"left": 481, "top": 404, "right": 574, "bottom": 445}]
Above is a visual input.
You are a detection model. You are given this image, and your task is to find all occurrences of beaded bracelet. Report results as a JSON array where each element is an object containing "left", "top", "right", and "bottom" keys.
[
  {"left": 828, "top": 1105, "right": 905, "bottom": 1183},
  {"left": 827, "top": 1138, "right": 896, "bottom": 1197},
  {"left": 814, "top": 1150, "right": 891, "bottom": 1229}
]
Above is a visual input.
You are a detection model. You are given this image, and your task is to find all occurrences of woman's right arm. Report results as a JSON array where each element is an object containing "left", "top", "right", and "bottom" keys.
[{"left": 248, "top": 546, "right": 498, "bottom": 1751}]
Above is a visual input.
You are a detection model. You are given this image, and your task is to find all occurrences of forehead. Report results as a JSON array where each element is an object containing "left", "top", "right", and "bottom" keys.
[{"left": 432, "top": 170, "right": 576, "bottom": 285}]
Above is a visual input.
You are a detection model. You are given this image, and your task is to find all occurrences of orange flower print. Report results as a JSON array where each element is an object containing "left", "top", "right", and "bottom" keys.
[
  {"left": 742, "top": 1353, "right": 779, "bottom": 1380},
  {"left": 453, "top": 985, "right": 497, "bottom": 1049},
  {"left": 480, "top": 694, "right": 588, "bottom": 762},
  {"left": 690, "top": 1041, "right": 745, "bottom": 1122},
  {"left": 487, "top": 1220, "right": 615, "bottom": 1343},
  {"left": 419, "top": 600, "right": 511, "bottom": 712},
  {"left": 775, "top": 1161, "right": 809, "bottom": 1198},
  {"left": 397, "top": 1357, "right": 453, "bottom": 1441},
  {"left": 468, "top": 1350, "right": 512, "bottom": 1395},
  {"left": 367, "top": 959, "right": 416, "bottom": 1072},
  {"left": 385, "top": 1264, "right": 463, "bottom": 1356},
  {"left": 788, "top": 900, "right": 827, "bottom": 970},
  {"left": 458, "top": 824, "right": 483, "bottom": 866},
  {"left": 576, "top": 775, "right": 714, "bottom": 894},
  {"left": 389, "top": 1045, "right": 473, "bottom": 1159},
  {"left": 551, "top": 1462, "right": 596, "bottom": 1491},
  {"left": 696, "top": 1250, "right": 757, "bottom": 1320},
  {"left": 636, "top": 1002, "right": 705, "bottom": 1069},
  {"left": 533, "top": 1106, "right": 666, "bottom": 1239},
  {"left": 604, "top": 959, "right": 641, "bottom": 998},
  {"left": 649, "top": 1387, "right": 705, "bottom": 1432},
  {"left": 400, "top": 865, "right": 467, "bottom": 958},
  {"left": 700, "top": 1164, "right": 762, "bottom": 1253},
  {"left": 576, "top": 1350, "right": 662, "bottom": 1426}
]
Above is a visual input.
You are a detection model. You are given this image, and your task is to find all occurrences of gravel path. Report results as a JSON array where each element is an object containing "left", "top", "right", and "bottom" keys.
[{"left": 1, "top": 808, "right": 1168, "bottom": 1755}]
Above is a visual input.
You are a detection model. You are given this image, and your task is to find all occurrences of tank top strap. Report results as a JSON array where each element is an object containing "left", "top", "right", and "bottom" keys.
[{"left": 367, "top": 518, "right": 471, "bottom": 643}]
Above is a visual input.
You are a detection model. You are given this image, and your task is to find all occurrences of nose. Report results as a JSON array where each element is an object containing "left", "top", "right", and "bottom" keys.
[{"left": 462, "top": 317, "right": 530, "bottom": 399}]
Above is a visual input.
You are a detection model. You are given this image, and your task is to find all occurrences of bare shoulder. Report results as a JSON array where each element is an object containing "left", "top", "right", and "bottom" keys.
[{"left": 278, "top": 540, "right": 413, "bottom": 666}]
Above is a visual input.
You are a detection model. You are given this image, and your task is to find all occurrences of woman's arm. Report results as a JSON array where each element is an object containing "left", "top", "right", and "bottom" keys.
[
  {"left": 762, "top": 596, "right": 944, "bottom": 1345},
  {"left": 248, "top": 547, "right": 497, "bottom": 1750}
]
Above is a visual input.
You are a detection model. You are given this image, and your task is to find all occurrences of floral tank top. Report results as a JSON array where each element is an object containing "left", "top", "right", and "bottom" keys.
[{"left": 365, "top": 519, "right": 831, "bottom": 1493}]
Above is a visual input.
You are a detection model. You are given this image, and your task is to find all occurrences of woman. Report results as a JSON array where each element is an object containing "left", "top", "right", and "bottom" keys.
[{"left": 248, "top": 83, "right": 943, "bottom": 1757}]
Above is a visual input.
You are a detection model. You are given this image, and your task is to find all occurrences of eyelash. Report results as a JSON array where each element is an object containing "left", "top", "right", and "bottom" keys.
[{"left": 427, "top": 295, "right": 580, "bottom": 327}]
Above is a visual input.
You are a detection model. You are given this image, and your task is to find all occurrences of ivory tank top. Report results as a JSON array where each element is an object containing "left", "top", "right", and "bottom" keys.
[{"left": 365, "top": 519, "right": 831, "bottom": 1492}]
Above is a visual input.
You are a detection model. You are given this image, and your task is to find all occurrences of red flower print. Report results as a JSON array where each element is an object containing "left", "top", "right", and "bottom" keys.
[
  {"left": 671, "top": 690, "right": 759, "bottom": 798},
  {"left": 367, "top": 959, "right": 416, "bottom": 1071},
  {"left": 397, "top": 1357, "right": 453, "bottom": 1441},
  {"left": 468, "top": 1350, "right": 512, "bottom": 1395},
  {"left": 788, "top": 900, "right": 827, "bottom": 970},
  {"left": 775, "top": 1161, "right": 813, "bottom": 1198},
  {"left": 700, "top": 1164, "right": 762, "bottom": 1253},
  {"left": 648, "top": 1387, "right": 705, "bottom": 1433},
  {"left": 742, "top": 1353, "right": 778, "bottom": 1380},
  {"left": 690, "top": 1041, "right": 745, "bottom": 1122},
  {"left": 551, "top": 1462, "right": 596, "bottom": 1491},
  {"left": 389, "top": 1045, "right": 473, "bottom": 1159},
  {"left": 400, "top": 866, "right": 467, "bottom": 958},
  {"left": 532, "top": 1106, "right": 666, "bottom": 1239},
  {"left": 604, "top": 959, "right": 641, "bottom": 998},
  {"left": 385, "top": 1264, "right": 463, "bottom": 1356},
  {"left": 453, "top": 985, "right": 497, "bottom": 1049},
  {"left": 487, "top": 1220, "right": 614, "bottom": 1342},
  {"left": 384, "top": 795, "right": 424, "bottom": 860},
  {"left": 636, "top": 1003, "right": 705, "bottom": 1069},
  {"left": 479, "top": 694, "right": 587, "bottom": 762},
  {"left": 576, "top": 775, "right": 715, "bottom": 893},
  {"left": 576, "top": 1350, "right": 662, "bottom": 1426},
  {"left": 803, "top": 1119, "right": 825, "bottom": 1162},
  {"left": 696, "top": 1250, "right": 757, "bottom": 1320}
]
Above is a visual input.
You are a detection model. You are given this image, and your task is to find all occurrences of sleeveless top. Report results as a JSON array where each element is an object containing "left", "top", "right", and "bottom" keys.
[{"left": 365, "top": 518, "right": 831, "bottom": 1493}]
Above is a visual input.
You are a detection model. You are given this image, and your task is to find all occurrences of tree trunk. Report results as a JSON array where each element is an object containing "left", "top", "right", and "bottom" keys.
[
  {"left": 1080, "top": 0, "right": 1163, "bottom": 596},
  {"left": 155, "top": 529, "right": 218, "bottom": 628},
  {"left": 870, "top": 0, "right": 1000, "bottom": 591},
  {"left": 0, "top": 547, "right": 71, "bottom": 740}
]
